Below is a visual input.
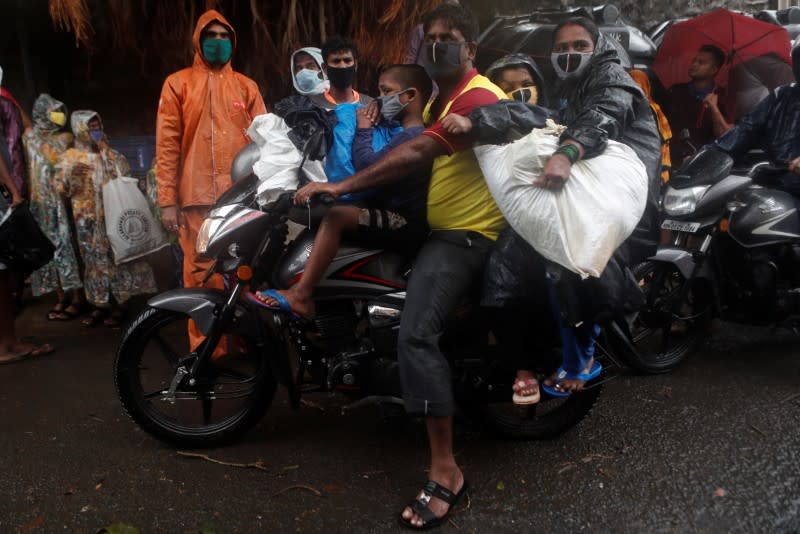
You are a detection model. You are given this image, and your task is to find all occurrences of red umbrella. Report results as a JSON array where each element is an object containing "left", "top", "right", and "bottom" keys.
[{"left": 653, "top": 8, "right": 791, "bottom": 93}]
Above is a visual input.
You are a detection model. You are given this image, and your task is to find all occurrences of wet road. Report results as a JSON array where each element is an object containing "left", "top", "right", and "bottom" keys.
[{"left": 2, "top": 298, "right": 799, "bottom": 533}]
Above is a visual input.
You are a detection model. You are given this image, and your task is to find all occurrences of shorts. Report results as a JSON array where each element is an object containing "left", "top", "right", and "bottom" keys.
[{"left": 345, "top": 207, "right": 428, "bottom": 254}]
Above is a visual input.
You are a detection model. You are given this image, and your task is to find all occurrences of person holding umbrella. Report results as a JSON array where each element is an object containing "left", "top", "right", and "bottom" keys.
[
  {"left": 653, "top": 9, "right": 794, "bottom": 163},
  {"left": 711, "top": 43, "right": 800, "bottom": 198},
  {"left": 663, "top": 45, "right": 732, "bottom": 163}
]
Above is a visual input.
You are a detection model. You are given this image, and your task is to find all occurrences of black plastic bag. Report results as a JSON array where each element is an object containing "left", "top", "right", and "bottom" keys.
[{"left": 0, "top": 200, "right": 55, "bottom": 272}]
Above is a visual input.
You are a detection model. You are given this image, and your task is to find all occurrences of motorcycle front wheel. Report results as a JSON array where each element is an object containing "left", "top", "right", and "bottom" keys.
[
  {"left": 619, "top": 261, "right": 709, "bottom": 373},
  {"left": 114, "top": 307, "right": 277, "bottom": 448}
]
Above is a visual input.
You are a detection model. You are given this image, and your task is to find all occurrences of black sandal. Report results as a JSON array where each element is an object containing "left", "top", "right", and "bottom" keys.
[
  {"left": 52, "top": 301, "right": 87, "bottom": 321},
  {"left": 399, "top": 479, "right": 468, "bottom": 530}
]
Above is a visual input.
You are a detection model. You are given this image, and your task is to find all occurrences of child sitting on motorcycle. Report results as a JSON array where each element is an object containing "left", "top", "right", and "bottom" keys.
[{"left": 248, "top": 64, "right": 433, "bottom": 319}]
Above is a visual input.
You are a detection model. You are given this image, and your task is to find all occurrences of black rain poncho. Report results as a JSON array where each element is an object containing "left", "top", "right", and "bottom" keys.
[
  {"left": 712, "top": 83, "right": 800, "bottom": 196},
  {"left": 477, "top": 35, "right": 659, "bottom": 318},
  {"left": 713, "top": 83, "right": 800, "bottom": 166},
  {"left": 273, "top": 95, "right": 337, "bottom": 161},
  {"left": 472, "top": 34, "right": 662, "bottom": 265}
]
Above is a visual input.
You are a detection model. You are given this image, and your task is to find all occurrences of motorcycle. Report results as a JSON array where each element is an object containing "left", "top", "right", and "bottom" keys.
[
  {"left": 114, "top": 158, "right": 645, "bottom": 448},
  {"left": 627, "top": 148, "right": 800, "bottom": 373}
]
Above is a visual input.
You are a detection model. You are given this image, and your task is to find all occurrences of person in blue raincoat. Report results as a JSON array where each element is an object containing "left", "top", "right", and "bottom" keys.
[{"left": 711, "top": 43, "right": 800, "bottom": 198}]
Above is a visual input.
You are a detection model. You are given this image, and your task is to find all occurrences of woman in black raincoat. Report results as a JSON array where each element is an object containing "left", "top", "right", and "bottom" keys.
[{"left": 454, "top": 17, "right": 662, "bottom": 402}]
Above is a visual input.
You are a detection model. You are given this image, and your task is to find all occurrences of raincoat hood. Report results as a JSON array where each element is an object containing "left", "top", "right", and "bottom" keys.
[
  {"left": 32, "top": 94, "right": 67, "bottom": 134},
  {"left": 290, "top": 47, "right": 329, "bottom": 95},
  {"left": 583, "top": 34, "right": 631, "bottom": 74},
  {"left": 70, "top": 110, "right": 104, "bottom": 150},
  {"left": 192, "top": 9, "right": 236, "bottom": 70},
  {"left": 485, "top": 53, "right": 548, "bottom": 106}
]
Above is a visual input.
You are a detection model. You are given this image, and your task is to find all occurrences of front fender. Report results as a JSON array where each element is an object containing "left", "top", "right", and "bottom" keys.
[
  {"left": 648, "top": 247, "right": 696, "bottom": 279},
  {"left": 147, "top": 288, "right": 260, "bottom": 336}
]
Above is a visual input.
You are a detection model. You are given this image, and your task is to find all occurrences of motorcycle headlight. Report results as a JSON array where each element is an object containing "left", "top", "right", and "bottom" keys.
[
  {"left": 196, "top": 217, "right": 223, "bottom": 255},
  {"left": 663, "top": 185, "right": 711, "bottom": 216}
]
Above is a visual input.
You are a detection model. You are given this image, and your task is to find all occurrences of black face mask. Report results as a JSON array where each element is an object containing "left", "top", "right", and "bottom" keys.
[{"left": 327, "top": 65, "right": 356, "bottom": 90}]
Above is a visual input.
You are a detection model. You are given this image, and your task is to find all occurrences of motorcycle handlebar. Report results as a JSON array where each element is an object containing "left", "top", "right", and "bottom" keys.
[
  {"left": 316, "top": 193, "right": 336, "bottom": 205},
  {"left": 748, "top": 162, "right": 788, "bottom": 183}
]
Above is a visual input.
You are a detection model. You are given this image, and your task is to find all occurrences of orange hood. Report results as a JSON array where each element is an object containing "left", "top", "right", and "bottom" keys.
[{"left": 192, "top": 9, "right": 236, "bottom": 69}]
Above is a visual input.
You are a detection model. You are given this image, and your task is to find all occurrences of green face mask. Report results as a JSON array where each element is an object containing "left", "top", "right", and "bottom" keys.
[{"left": 202, "top": 38, "right": 233, "bottom": 65}]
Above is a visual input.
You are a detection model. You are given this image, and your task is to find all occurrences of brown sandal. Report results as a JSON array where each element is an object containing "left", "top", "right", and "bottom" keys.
[
  {"left": 81, "top": 309, "right": 108, "bottom": 327},
  {"left": 103, "top": 311, "right": 126, "bottom": 328},
  {"left": 47, "top": 300, "right": 69, "bottom": 321}
]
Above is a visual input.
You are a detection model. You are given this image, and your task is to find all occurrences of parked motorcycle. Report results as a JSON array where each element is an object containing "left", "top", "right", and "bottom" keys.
[
  {"left": 627, "top": 148, "right": 800, "bottom": 373},
  {"left": 114, "top": 166, "right": 647, "bottom": 448}
]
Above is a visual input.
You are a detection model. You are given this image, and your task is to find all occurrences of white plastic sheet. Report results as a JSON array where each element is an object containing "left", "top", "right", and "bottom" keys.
[
  {"left": 474, "top": 123, "right": 648, "bottom": 278},
  {"left": 247, "top": 113, "right": 326, "bottom": 206}
]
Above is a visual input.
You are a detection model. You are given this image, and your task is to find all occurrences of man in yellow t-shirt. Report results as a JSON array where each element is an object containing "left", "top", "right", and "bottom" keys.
[{"left": 295, "top": 4, "right": 504, "bottom": 529}]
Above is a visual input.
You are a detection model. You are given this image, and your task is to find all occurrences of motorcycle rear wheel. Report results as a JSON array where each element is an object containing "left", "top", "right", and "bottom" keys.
[
  {"left": 620, "top": 261, "right": 708, "bottom": 374},
  {"left": 480, "top": 382, "right": 603, "bottom": 440},
  {"left": 114, "top": 307, "right": 277, "bottom": 448}
]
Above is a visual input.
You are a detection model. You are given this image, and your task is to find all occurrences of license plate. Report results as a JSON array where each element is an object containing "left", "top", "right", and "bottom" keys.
[{"left": 661, "top": 219, "right": 701, "bottom": 233}]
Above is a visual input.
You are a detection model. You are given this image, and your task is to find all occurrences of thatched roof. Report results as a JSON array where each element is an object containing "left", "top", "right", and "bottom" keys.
[{"left": 47, "top": 0, "right": 450, "bottom": 105}]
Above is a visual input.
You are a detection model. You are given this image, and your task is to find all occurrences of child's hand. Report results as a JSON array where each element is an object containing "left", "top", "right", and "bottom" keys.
[
  {"left": 441, "top": 114, "right": 473, "bottom": 135},
  {"left": 357, "top": 102, "right": 380, "bottom": 129}
]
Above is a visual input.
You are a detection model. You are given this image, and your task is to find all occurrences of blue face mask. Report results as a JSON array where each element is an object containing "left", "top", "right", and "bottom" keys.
[
  {"left": 202, "top": 38, "right": 233, "bottom": 65},
  {"left": 89, "top": 130, "right": 103, "bottom": 143},
  {"left": 295, "top": 68, "right": 323, "bottom": 93}
]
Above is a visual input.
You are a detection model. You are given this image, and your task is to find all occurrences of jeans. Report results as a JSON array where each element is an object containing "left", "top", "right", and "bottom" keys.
[{"left": 398, "top": 230, "right": 493, "bottom": 417}]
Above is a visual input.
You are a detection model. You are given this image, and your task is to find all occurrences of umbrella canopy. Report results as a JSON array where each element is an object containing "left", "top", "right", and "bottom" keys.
[
  {"left": 653, "top": 8, "right": 791, "bottom": 94},
  {"left": 728, "top": 53, "right": 794, "bottom": 117}
]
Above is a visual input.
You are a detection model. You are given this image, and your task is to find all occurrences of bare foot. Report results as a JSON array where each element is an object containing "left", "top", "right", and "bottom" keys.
[
  {"left": 401, "top": 466, "right": 464, "bottom": 528},
  {"left": 0, "top": 342, "right": 54, "bottom": 364},
  {"left": 256, "top": 289, "right": 316, "bottom": 319},
  {"left": 0, "top": 345, "right": 31, "bottom": 364},
  {"left": 543, "top": 358, "right": 596, "bottom": 394}
]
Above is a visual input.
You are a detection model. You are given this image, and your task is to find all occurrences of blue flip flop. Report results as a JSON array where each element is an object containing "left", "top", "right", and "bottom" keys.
[
  {"left": 541, "top": 361, "right": 603, "bottom": 398},
  {"left": 245, "top": 289, "right": 303, "bottom": 322}
]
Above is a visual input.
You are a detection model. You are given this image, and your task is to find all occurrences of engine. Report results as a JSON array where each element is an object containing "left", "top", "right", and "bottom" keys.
[{"left": 716, "top": 236, "right": 800, "bottom": 323}]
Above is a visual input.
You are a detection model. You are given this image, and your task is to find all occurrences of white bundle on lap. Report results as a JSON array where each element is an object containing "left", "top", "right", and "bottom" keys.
[
  {"left": 474, "top": 125, "right": 648, "bottom": 278},
  {"left": 247, "top": 114, "right": 327, "bottom": 205}
]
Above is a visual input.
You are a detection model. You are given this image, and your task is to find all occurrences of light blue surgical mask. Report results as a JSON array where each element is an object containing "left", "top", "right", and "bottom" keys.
[
  {"left": 89, "top": 130, "right": 103, "bottom": 143},
  {"left": 295, "top": 69, "right": 323, "bottom": 93}
]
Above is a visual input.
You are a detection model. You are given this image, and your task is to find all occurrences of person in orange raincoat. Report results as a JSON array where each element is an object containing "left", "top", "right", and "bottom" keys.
[
  {"left": 155, "top": 9, "right": 266, "bottom": 352},
  {"left": 629, "top": 69, "right": 672, "bottom": 184}
]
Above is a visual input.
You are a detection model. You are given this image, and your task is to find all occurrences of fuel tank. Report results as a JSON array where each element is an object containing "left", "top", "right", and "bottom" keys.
[
  {"left": 728, "top": 188, "right": 800, "bottom": 247},
  {"left": 274, "top": 230, "right": 408, "bottom": 296}
]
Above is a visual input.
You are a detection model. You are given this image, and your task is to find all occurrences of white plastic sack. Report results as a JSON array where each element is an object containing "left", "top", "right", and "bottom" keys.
[
  {"left": 247, "top": 113, "right": 326, "bottom": 206},
  {"left": 475, "top": 125, "right": 648, "bottom": 278},
  {"left": 103, "top": 176, "right": 170, "bottom": 265}
]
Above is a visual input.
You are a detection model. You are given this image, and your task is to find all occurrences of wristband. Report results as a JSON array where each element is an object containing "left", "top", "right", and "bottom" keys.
[{"left": 554, "top": 144, "right": 580, "bottom": 164}]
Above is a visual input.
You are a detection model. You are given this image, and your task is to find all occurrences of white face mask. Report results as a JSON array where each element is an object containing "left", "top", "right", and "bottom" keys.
[{"left": 550, "top": 52, "right": 593, "bottom": 80}]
